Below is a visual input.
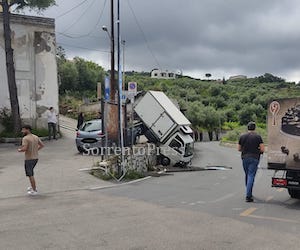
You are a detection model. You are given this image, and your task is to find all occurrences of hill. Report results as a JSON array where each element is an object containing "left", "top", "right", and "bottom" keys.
[{"left": 125, "top": 72, "right": 300, "bottom": 135}]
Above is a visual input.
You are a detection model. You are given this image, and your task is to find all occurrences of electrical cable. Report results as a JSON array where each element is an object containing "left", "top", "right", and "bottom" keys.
[
  {"left": 55, "top": 0, "right": 90, "bottom": 19},
  {"left": 57, "top": 42, "right": 109, "bottom": 53},
  {"left": 56, "top": 31, "right": 106, "bottom": 40},
  {"left": 61, "top": 0, "right": 97, "bottom": 33},
  {"left": 126, "top": 0, "right": 162, "bottom": 69},
  {"left": 60, "top": 0, "right": 107, "bottom": 37}
]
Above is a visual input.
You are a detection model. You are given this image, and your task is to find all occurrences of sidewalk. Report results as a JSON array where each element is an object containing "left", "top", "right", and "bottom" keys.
[{"left": 0, "top": 116, "right": 108, "bottom": 199}]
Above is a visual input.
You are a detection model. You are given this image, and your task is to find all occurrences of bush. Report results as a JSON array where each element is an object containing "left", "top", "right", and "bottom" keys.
[
  {"left": 222, "top": 121, "right": 240, "bottom": 130},
  {"left": 221, "top": 125, "right": 267, "bottom": 143},
  {"left": 0, "top": 108, "right": 13, "bottom": 131},
  {"left": 0, "top": 128, "right": 49, "bottom": 138},
  {"left": 124, "top": 169, "right": 145, "bottom": 180}
]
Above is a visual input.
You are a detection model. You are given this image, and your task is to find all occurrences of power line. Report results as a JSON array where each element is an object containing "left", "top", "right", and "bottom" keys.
[
  {"left": 89, "top": 0, "right": 108, "bottom": 34},
  {"left": 61, "top": 0, "right": 98, "bottom": 33},
  {"left": 57, "top": 42, "right": 109, "bottom": 53},
  {"left": 126, "top": 0, "right": 162, "bottom": 70},
  {"left": 56, "top": 0, "right": 107, "bottom": 38},
  {"left": 56, "top": 31, "right": 106, "bottom": 40},
  {"left": 55, "top": 0, "right": 90, "bottom": 19}
]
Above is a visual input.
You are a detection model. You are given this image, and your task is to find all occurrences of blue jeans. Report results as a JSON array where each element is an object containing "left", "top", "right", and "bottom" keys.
[{"left": 242, "top": 157, "right": 259, "bottom": 198}]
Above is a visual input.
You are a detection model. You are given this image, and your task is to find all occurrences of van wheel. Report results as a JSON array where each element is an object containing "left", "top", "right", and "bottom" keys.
[
  {"left": 288, "top": 188, "right": 300, "bottom": 199},
  {"left": 161, "top": 157, "right": 170, "bottom": 166}
]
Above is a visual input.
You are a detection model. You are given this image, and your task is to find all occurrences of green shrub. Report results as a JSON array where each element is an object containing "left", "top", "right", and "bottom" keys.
[
  {"left": 0, "top": 108, "right": 13, "bottom": 131},
  {"left": 0, "top": 128, "right": 49, "bottom": 138},
  {"left": 124, "top": 169, "right": 145, "bottom": 180},
  {"left": 221, "top": 125, "right": 267, "bottom": 143},
  {"left": 222, "top": 121, "right": 240, "bottom": 130}
]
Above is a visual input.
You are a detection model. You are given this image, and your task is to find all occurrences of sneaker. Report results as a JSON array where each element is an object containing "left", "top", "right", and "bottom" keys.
[
  {"left": 27, "top": 190, "right": 38, "bottom": 196},
  {"left": 27, "top": 187, "right": 33, "bottom": 191},
  {"left": 246, "top": 196, "right": 254, "bottom": 202}
]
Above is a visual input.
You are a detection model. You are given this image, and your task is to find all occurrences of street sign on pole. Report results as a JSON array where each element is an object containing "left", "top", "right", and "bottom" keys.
[
  {"left": 128, "top": 82, "right": 137, "bottom": 95},
  {"left": 105, "top": 76, "right": 110, "bottom": 101}
]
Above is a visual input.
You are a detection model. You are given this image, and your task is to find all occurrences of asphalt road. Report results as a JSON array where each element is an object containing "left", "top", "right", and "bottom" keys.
[
  {"left": 101, "top": 142, "right": 300, "bottom": 234},
  {"left": 1, "top": 121, "right": 300, "bottom": 249}
]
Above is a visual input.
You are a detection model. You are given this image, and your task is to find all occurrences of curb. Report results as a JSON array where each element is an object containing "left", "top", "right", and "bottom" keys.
[
  {"left": 89, "top": 176, "right": 152, "bottom": 190},
  {"left": 0, "top": 136, "right": 48, "bottom": 144}
]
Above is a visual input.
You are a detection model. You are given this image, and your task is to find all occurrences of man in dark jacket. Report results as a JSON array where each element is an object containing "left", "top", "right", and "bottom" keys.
[{"left": 238, "top": 122, "right": 265, "bottom": 202}]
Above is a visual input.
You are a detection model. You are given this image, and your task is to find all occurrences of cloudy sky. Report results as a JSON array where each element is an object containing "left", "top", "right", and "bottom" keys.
[{"left": 22, "top": 0, "right": 300, "bottom": 81}]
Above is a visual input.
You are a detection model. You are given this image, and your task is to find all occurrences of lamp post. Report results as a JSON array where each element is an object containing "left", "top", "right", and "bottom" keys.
[{"left": 102, "top": 25, "right": 115, "bottom": 101}]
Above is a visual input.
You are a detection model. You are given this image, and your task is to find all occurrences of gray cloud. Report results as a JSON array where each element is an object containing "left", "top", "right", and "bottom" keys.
[{"left": 25, "top": 0, "right": 300, "bottom": 81}]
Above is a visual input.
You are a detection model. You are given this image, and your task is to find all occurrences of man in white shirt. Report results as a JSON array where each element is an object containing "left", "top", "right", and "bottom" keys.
[{"left": 47, "top": 107, "right": 57, "bottom": 140}]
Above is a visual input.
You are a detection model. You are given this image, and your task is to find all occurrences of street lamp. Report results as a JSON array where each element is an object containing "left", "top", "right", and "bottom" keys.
[{"left": 102, "top": 24, "right": 115, "bottom": 101}]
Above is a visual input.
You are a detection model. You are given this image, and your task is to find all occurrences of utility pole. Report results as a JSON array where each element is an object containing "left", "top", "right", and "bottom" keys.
[
  {"left": 1, "top": 0, "right": 22, "bottom": 135},
  {"left": 117, "top": 0, "right": 125, "bottom": 177},
  {"left": 117, "top": 0, "right": 121, "bottom": 147},
  {"left": 110, "top": 0, "right": 115, "bottom": 101}
]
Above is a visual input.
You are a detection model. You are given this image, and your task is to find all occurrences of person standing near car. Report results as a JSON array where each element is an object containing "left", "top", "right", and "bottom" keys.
[
  {"left": 18, "top": 125, "right": 44, "bottom": 195},
  {"left": 238, "top": 122, "right": 264, "bottom": 202},
  {"left": 77, "top": 112, "right": 84, "bottom": 129},
  {"left": 47, "top": 107, "right": 57, "bottom": 140}
]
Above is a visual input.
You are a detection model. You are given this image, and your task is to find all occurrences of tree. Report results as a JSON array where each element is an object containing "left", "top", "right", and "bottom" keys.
[
  {"left": 57, "top": 56, "right": 105, "bottom": 94},
  {"left": 257, "top": 73, "right": 285, "bottom": 83},
  {"left": 0, "top": 0, "right": 55, "bottom": 135},
  {"left": 205, "top": 73, "right": 212, "bottom": 80},
  {"left": 58, "top": 61, "right": 79, "bottom": 94}
]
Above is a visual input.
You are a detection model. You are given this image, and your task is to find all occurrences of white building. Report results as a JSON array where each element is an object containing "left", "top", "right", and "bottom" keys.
[
  {"left": 0, "top": 14, "right": 58, "bottom": 129},
  {"left": 151, "top": 69, "right": 177, "bottom": 79}
]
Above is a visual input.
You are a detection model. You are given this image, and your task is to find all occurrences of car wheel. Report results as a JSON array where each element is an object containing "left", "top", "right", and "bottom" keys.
[{"left": 161, "top": 156, "right": 170, "bottom": 166}]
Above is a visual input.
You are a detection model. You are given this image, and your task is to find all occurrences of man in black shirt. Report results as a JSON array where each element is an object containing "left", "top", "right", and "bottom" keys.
[{"left": 238, "top": 122, "right": 264, "bottom": 202}]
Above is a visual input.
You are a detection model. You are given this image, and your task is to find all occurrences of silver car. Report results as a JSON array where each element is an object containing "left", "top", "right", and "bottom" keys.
[{"left": 75, "top": 119, "right": 104, "bottom": 153}]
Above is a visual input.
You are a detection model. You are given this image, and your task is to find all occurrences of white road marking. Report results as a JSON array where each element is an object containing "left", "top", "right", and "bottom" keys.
[
  {"left": 232, "top": 208, "right": 244, "bottom": 211},
  {"left": 248, "top": 214, "right": 299, "bottom": 224},
  {"left": 196, "top": 201, "right": 206, "bottom": 204},
  {"left": 209, "top": 193, "right": 235, "bottom": 203},
  {"left": 240, "top": 207, "right": 300, "bottom": 223},
  {"left": 89, "top": 176, "right": 152, "bottom": 190}
]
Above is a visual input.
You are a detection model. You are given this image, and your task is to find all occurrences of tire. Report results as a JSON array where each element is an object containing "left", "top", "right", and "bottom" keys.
[
  {"left": 77, "top": 146, "right": 87, "bottom": 154},
  {"left": 161, "top": 156, "right": 171, "bottom": 166},
  {"left": 288, "top": 188, "right": 300, "bottom": 199}
]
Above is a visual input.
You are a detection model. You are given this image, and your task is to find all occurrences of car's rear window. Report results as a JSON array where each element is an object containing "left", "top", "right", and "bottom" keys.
[{"left": 80, "top": 121, "right": 102, "bottom": 132}]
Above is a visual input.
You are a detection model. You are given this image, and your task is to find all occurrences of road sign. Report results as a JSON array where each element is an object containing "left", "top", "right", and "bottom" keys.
[
  {"left": 128, "top": 82, "right": 137, "bottom": 94},
  {"left": 105, "top": 76, "right": 110, "bottom": 101}
]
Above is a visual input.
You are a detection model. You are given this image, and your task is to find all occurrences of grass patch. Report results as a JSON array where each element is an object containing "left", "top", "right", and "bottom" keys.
[
  {"left": 90, "top": 169, "right": 113, "bottom": 181},
  {"left": 0, "top": 128, "right": 49, "bottom": 138},
  {"left": 124, "top": 169, "right": 145, "bottom": 180}
]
